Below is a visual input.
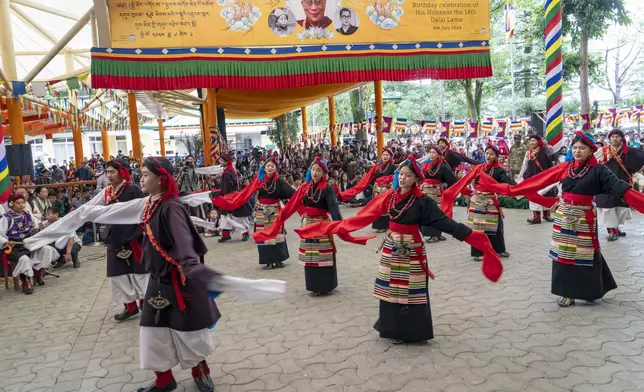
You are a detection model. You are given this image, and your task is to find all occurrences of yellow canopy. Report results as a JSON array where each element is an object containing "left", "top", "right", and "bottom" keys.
[{"left": 217, "top": 83, "right": 360, "bottom": 119}]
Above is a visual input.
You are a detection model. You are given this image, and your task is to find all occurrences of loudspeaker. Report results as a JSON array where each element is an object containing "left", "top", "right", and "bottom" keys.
[
  {"left": 531, "top": 111, "right": 546, "bottom": 137},
  {"left": 6, "top": 144, "right": 34, "bottom": 177},
  {"left": 217, "top": 108, "right": 226, "bottom": 142}
]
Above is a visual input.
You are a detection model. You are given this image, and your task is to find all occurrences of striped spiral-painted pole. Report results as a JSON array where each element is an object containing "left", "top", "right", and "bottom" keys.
[{"left": 545, "top": 0, "right": 563, "bottom": 148}]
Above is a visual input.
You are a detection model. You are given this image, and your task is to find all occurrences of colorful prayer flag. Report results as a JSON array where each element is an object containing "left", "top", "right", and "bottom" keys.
[
  {"left": 0, "top": 128, "right": 12, "bottom": 203},
  {"left": 504, "top": 2, "right": 516, "bottom": 41}
]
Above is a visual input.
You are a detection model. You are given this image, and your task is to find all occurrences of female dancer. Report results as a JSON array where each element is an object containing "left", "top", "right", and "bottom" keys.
[
  {"left": 522, "top": 135, "right": 558, "bottom": 224},
  {"left": 419, "top": 144, "right": 458, "bottom": 243},
  {"left": 254, "top": 157, "right": 344, "bottom": 296},
  {"left": 294, "top": 155, "right": 502, "bottom": 344},
  {"left": 441, "top": 142, "right": 515, "bottom": 261},
  {"left": 254, "top": 157, "right": 295, "bottom": 269},
  {"left": 437, "top": 138, "right": 479, "bottom": 170},
  {"left": 477, "top": 131, "right": 644, "bottom": 307},
  {"left": 340, "top": 147, "right": 395, "bottom": 232}
]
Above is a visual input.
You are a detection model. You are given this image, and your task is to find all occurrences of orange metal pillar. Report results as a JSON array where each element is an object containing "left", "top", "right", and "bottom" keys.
[
  {"left": 101, "top": 126, "right": 109, "bottom": 159},
  {"left": 205, "top": 88, "right": 217, "bottom": 166},
  {"left": 6, "top": 98, "right": 25, "bottom": 144},
  {"left": 127, "top": 92, "right": 142, "bottom": 160},
  {"left": 328, "top": 96, "right": 337, "bottom": 147},
  {"left": 375, "top": 81, "right": 384, "bottom": 159},
  {"left": 72, "top": 121, "right": 83, "bottom": 165},
  {"left": 158, "top": 118, "right": 165, "bottom": 157},
  {"left": 301, "top": 106, "right": 308, "bottom": 144}
]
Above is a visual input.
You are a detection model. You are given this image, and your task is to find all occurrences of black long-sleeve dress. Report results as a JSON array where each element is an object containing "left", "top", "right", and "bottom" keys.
[
  {"left": 595, "top": 146, "right": 644, "bottom": 209},
  {"left": 140, "top": 198, "right": 220, "bottom": 332},
  {"left": 105, "top": 184, "right": 147, "bottom": 278},
  {"left": 444, "top": 149, "right": 479, "bottom": 171},
  {"left": 550, "top": 164, "right": 631, "bottom": 301},
  {"left": 255, "top": 176, "right": 296, "bottom": 266},
  {"left": 374, "top": 193, "right": 472, "bottom": 342},
  {"left": 469, "top": 166, "right": 515, "bottom": 257},
  {"left": 523, "top": 148, "right": 558, "bottom": 201},
  {"left": 300, "top": 182, "right": 343, "bottom": 294},
  {"left": 420, "top": 162, "right": 458, "bottom": 238},
  {"left": 220, "top": 169, "right": 252, "bottom": 219}
]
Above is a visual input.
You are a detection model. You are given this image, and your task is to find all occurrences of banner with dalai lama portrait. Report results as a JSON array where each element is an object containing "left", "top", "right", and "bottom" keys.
[
  {"left": 92, "top": 1, "right": 493, "bottom": 90},
  {"left": 109, "top": 0, "right": 490, "bottom": 47}
]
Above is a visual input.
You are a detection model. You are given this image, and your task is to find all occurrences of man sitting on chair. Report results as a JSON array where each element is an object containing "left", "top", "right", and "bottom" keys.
[{"left": 0, "top": 193, "right": 58, "bottom": 294}]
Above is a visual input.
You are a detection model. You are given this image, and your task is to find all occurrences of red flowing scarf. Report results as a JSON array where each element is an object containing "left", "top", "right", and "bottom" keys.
[
  {"left": 295, "top": 187, "right": 503, "bottom": 282},
  {"left": 211, "top": 173, "right": 263, "bottom": 211},
  {"left": 253, "top": 179, "right": 369, "bottom": 245}
]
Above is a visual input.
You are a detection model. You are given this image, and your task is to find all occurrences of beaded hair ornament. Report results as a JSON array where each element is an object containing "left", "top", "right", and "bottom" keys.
[
  {"left": 392, "top": 155, "right": 424, "bottom": 190},
  {"left": 305, "top": 157, "right": 329, "bottom": 183}
]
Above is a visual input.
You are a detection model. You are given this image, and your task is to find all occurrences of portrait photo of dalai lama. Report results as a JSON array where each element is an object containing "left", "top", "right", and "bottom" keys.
[
  {"left": 297, "top": 0, "right": 333, "bottom": 29},
  {"left": 336, "top": 7, "right": 358, "bottom": 35}
]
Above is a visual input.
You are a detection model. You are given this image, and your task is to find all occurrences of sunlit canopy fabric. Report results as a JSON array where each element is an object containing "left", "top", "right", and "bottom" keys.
[{"left": 217, "top": 83, "right": 360, "bottom": 119}]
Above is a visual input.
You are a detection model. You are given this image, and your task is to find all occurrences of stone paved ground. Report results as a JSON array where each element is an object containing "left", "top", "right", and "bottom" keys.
[{"left": 1, "top": 206, "right": 644, "bottom": 392}]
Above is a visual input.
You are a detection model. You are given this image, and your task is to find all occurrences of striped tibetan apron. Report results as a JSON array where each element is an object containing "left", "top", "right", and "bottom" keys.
[
  {"left": 298, "top": 207, "right": 335, "bottom": 268},
  {"left": 420, "top": 179, "right": 443, "bottom": 205},
  {"left": 375, "top": 222, "right": 435, "bottom": 305},
  {"left": 254, "top": 198, "right": 286, "bottom": 246},
  {"left": 467, "top": 191, "right": 501, "bottom": 235},
  {"left": 373, "top": 177, "right": 393, "bottom": 196},
  {"left": 550, "top": 193, "right": 599, "bottom": 267}
]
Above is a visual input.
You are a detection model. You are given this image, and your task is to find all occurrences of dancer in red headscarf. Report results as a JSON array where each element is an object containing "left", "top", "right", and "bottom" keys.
[
  {"left": 104, "top": 159, "right": 148, "bottom": 321},
  {"left": 254, "top": 157, "right": 343, "bottom": 295},
  {"left": 441, "top": 142, "right": 516, "bottom": 261},
  {"left": 418, "top": 144, "right": 458, "bottom": 243},
  {"left": 521, "top": 135, "right": 559, "bottom": 224},
  {"left": 294, "top": 155, "right": 503, "bottom": 344},
  {"left": 339, "top": 147, "right": 396, "bottom": 232},
  {"left": 476, "top": 131, "right": 644, "bottom": 307},
  {"left": 595, "top": 129, "right": 644, "bottom": 241},
  {"left": 217, "top": 151, "right": 253, "bottom": 242}
]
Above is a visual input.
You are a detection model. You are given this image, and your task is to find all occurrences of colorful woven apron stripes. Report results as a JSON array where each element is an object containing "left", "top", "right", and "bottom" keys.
[
  {"left": 298, "top": 207, "right": 335, "bottom": 268},
  {"left": 373, "top": 177, "right": 393, "bottom": 196},
  {"left": 549, "top": 193, "right": 598, "bottom": 267},
  {"left": 466, "top": 192, "right": 500, "bottom": 235},
  {"left": 374, "top": 222, "right": 434, "bottom": 305},
  {"left": 421, "top": 179, "right": 443, "bottom": 204},
  {"left": 254, "top": 199, "right": 285, "bottom": 246}
]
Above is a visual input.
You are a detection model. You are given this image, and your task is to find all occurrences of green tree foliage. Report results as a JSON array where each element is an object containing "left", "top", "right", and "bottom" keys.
[
  {"left": 267, "top": 111, "right": 300, "bottom": 150},
  {"left": 562, "top": 0, "right": 630, "bottom": 114}
]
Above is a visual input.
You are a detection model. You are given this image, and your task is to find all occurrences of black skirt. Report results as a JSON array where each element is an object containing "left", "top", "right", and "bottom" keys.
[
  {"left": 106, "top": 243, "right": 148, "bottom": 277},
  {"left": 471, "top": 218, "right": 506, "bottom": 256},
  {"left": 551, "top": 252, "right": 617, "bottom": 301},
  {"left": 374, "top": 300, "right": 434, "bottom": 342},
  {"left": 6, "top": 244, "right": 31, "bottom": 263},
  {"left": 372, "top": 215, "right": 390, "bottom": 230},
  {"left": 304, "top": 256, "right": 338, "bottom": 293},
  {"left": 258, "top": 241, "right": 289, "bottom": 265}
]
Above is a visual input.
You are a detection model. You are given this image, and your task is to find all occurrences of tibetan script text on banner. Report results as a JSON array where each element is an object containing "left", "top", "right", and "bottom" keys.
[{"left": 108, "top": 0, "right": 491, "bottom": 48}]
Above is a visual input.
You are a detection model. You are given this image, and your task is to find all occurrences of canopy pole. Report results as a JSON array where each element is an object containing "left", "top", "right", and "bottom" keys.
[
  {"left": 101, "top": 126, "right": 109, "bottom": 160},
  {"left": 128, "top": 92, "right": 142, "bottom": 161},
  {"left": 158, "top": 119, "right": 166, "bottom": 157},
  {"left": 328, "top": 96, "right": 337, "bottom": 147},
  {"left": 0, "top": 0, "right": 25, "bottom": 145},
  {"left": 205, "top": 88, "right": 217, "bottom": 166},
  {"left": 301, "top": 106, "right": 308, "bottom": 144},
  {"left": 375, "top": 81, "right": 384, "bottom": 159}
]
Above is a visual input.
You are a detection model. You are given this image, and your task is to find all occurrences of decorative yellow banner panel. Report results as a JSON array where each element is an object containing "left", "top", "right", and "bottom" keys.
[{"left": 108, "top": 0, "right": 491, "bottom": 48}]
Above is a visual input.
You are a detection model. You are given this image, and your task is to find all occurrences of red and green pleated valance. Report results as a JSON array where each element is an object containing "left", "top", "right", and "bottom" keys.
[{"left": 91, "top": 41, "right": 492, "bottom": 90}]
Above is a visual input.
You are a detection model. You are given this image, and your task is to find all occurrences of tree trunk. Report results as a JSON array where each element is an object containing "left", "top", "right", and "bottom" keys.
[
  {"left": 350, "top": 87, "right": 367, "bottom": 142},
  {"left": 579, "top": 29, "right": 591, "bottom": 117},
  {"left": 461, "top": 80, "right": 478, "bottom": 120},
  {"left": 474, "top": 80, "right": 484, "bottom": 121},
  {"left": 614, "top": 43, "right": 621, "bottom": 104}
]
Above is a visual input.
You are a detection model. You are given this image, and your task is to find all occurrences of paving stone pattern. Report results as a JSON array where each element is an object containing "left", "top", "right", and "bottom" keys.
[{"left": 1, "top": 206, "right": 643, "bottom": 392}]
